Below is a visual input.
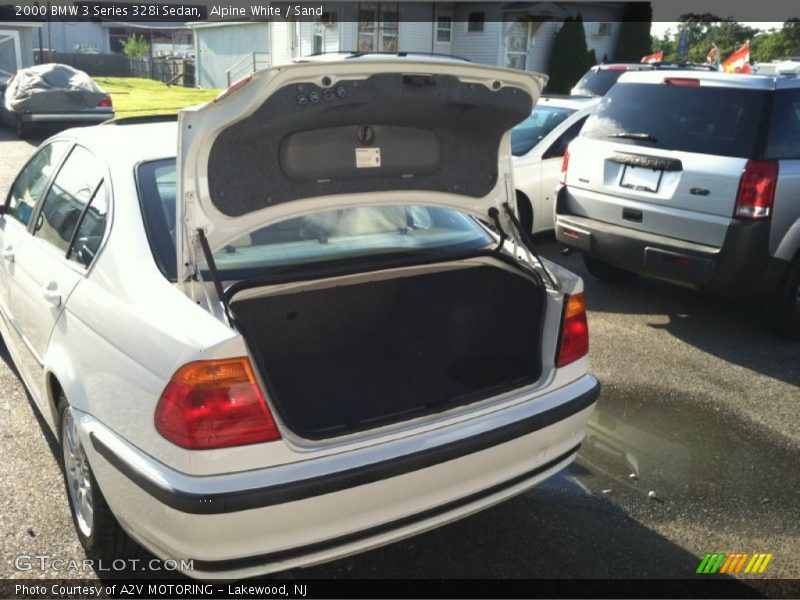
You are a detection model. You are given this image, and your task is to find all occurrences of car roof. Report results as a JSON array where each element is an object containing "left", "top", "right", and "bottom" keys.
[
  {"left": 54, "top": 120, "right": 178, "bottom": 163},
  {"left": 617, "top": 69, "right": 800, "bottom": 90}
]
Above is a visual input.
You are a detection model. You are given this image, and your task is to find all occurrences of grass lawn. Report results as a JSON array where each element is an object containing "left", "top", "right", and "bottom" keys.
[{"left": 93, "top": 77, "right": 219, "bottom": 119}]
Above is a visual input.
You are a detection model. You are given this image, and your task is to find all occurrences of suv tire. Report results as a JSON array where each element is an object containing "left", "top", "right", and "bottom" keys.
[
  {"left": 773, "top": 258, "right": 800, "bottom": 341},
  {"left": 583, "top": 255, "right": 638, "bottom": 284}
]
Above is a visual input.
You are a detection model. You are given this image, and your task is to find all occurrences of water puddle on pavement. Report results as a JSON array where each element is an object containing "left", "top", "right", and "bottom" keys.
[{"left": 574, "top": 383, "right": 800, "bottom": 532}]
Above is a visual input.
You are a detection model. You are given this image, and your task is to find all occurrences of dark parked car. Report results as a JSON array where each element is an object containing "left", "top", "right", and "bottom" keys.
[{"left": 1, "top": 63, "right": 113, "bottom": 138}]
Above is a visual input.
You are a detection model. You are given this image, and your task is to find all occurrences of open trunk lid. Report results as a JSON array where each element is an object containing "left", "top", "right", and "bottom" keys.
[{"left": 176, "top": 60, "right": 545, "bottom": 281}]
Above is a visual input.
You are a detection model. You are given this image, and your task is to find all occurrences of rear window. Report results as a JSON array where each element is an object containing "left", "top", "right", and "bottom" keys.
[
  {"left": 571, "top": 69, "right": 625, "bottom": 97},
  {"left": 136, "top": 160, "right": 493, "bottom": 281},
  {"left": 511, "top": 105, "right": 576, "bottom": 156},
  {"left": 765, "top": 88, "right": 800, "bottom": 159},
  {"left": 581, "top": 82, "right": 767, "bottom": 158}
]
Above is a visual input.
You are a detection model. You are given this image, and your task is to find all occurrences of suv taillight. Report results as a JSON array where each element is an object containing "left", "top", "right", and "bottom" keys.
[
  {"left": 97, "top": 96, "right": 112, "bottom": 108},
  {"left": 556, "top": 293, "right": 589, "bottom": 368},
  {"left": 155, "top": 357, "right": 280, "bottom": 449},
  {"left": 559, "top": 148, "right": 570, "bottom": 186},
  {"left": 734, "top": 159, "right": 778, "bottom": 221}
]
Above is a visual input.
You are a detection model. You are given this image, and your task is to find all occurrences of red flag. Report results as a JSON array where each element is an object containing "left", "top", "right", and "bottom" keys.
[
  {"left": 722, "top": 42, "right": 751, "bottom": 73},
  {"left": 641, "top": 50, "right": 664, "bottom": 64}
]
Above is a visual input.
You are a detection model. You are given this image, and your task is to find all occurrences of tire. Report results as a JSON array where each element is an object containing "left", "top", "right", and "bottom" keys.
[
  {"left": 772, "top": 258, "right": 800, "bottom": 341},
  {"left": 58, "top": 396, "right": 133, "bottom": 560},
  {"left": 516, "top": 192, "right": 534, "bottom": 235},
  {"left": 583, "top": 255, "right": 638, "bottom": 284},
  {"left": 15, "top": 115, "right": 28, "bottom": 139}
]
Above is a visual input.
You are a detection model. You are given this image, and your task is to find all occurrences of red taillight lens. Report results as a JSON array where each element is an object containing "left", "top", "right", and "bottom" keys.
[
  {"left": 97, "top": 96, "right": 112, "bottom": 108},
  {"left": 155, "top": 357, "right": 280, "bottom": 449},
  {"left": 606, "top": 65, "right": 628, "bottom": 71},
  {"left": 663, "top": 77, "right": 700, "bottom": 87},
  {"left": 559, "top": 148, "right": 570, "bottom": 186},
  {"left": 734, "top": 159, "right": 778, "bottom": 220},
  {"left": 556, "top": 293, "right": 589, "bottom": 368}
]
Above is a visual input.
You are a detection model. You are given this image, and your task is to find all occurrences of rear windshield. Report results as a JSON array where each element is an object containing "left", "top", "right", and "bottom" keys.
[
  {"left": 765, "top": 88, "right": 800, "bottom": 159},
  {"left": 511, "top": 105, "right": 576, "bottom": 156},
  {"left": 580, "top": 82, "right": 767, "bottom": 158},
  {"left": 136, "top": 160, "right": 494, "bottom": 281},
  {"left": 571, "top": 69, "right": 625, "bottom": 96}
]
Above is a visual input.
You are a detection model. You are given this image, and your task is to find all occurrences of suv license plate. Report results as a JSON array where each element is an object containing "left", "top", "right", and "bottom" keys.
[{"left": 620, "top": 165, "right": 663, "bottom": 193}]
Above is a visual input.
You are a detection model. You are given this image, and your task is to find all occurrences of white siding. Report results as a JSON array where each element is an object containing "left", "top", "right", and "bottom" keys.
[
  {"left": 583, "top": 21, "right": 621, "bottom": 63},
  {"left": 195, "top": 23, "right": 269, "bottom": 89},
  {"left": 450, "top": 3, "right": 503, "bottom": 66},
  {"left": 432, "top": 4, "right": 455, "bottom": 56},
  {"left": 398, "top": 4, "right": 435, "bottom": 53},
  {"left": 270, "top": 20, "right": 291, "bottom": 66}
]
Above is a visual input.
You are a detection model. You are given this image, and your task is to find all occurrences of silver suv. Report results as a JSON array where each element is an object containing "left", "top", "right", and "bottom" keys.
[{"left": 555, "top": 70, "right": 800, "bottom": 339}]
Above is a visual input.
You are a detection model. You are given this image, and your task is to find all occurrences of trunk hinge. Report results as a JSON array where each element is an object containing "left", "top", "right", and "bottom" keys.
[
  {"left": 491, "top": 173, "right": 559, "bottom": 290},
  {"left": 195, "top": 228, "right": 233, "bottom": 324}
]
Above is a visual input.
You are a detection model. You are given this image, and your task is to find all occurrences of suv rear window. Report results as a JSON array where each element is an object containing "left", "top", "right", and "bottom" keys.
[
  {"left": 571, "top": 69, "right": 625, "bottom": 96},
  {"left": 765, "top": 88, "right": 800, "bottom": 159},
  {"left": 581, "top": 82, "right": 767, "bottom": 158}
]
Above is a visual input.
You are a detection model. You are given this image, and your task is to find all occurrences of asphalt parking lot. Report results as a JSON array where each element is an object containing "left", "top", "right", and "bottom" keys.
[{"left": 0, "top": 127, "right": 798, "bottom": 587}]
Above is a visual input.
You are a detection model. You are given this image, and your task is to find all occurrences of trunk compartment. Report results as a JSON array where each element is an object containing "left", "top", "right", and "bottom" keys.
[{"left": 230, "top": 259, "right": 545, "bottom": 440}]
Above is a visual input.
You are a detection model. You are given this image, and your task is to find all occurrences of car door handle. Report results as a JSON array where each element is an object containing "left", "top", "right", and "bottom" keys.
[
  {"left": 2, "top": 248, "right": 14, "bottom": 263},
  {"left": 41, "top": 284, "right": 62, "bottom": 307}
]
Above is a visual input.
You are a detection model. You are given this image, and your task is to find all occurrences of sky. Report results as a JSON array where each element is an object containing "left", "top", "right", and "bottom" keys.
[{"left": 650, "top": 22, "right": 785, "bottom": 38}]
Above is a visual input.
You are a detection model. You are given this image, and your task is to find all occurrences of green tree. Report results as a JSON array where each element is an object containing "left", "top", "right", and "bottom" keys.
[
  {"left": 120, "top": 33, "right": 150, "bottom": 58},
  {"left": 652, "top": 30, "right": 678, "bottom": 62},
  {"left": 546, "top": 16, "right": 595, "bottom": 94},
  {"left": 613, "top": 2, "right": 653, "bottom": 61}
]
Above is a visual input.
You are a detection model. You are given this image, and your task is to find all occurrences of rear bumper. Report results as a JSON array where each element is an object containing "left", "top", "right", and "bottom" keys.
[
  {"left": 555, "top": 210, "right": 788, "bottom": 297},
  {"left": 80, "top": 375, "right": 599, "bottom": 579}
]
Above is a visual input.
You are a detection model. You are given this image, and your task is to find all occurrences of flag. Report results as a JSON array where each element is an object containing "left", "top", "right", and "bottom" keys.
[
  {"left": 722, "top": 41, "right": 752, "bottom": 73},
  {"left": 641, "top": 50, "right": 664, "bottom": 64},
  {"left": 706, "top": 44, "right": 720, "bottom": 69}
]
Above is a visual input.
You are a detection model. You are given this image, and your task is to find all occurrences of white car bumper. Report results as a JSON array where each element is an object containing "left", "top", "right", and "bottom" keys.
[{"left": 80, "top": 375, "right": 599, "bottom": 579}]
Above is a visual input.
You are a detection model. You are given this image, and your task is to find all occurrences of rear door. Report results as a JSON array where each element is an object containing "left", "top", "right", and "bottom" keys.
[
  {"left": 9, "top": 144, "right": 108, "bottom": 364},
  {"left": 536, "top": 115, "right": 588, "bottom": 232},
  {"left": 565, "top": 77, "right": 770, "bottom": 248}
]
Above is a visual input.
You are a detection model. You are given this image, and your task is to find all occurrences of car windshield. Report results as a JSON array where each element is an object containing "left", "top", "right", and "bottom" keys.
[
  {"left": 580, "top": 82, "right": 767, "bottom": 158},
  {"left": 511, "top": 105, "right": 576, "bottom": 156},
  {"left": 136, "top": 159, "right": 494, "bottom": 281},
  {"left": 571, "top": 69, "right": 626, "bottom": 96}
]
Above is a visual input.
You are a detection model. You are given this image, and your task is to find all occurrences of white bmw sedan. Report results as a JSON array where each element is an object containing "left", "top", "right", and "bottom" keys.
[{"left": 0, "top": 60, "right": 599, "bottom": 579}]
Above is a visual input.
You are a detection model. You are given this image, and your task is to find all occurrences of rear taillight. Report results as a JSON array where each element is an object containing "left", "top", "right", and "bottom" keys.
[
  {"left": 606, "top": 65, "right": 628, "bottom": 71},
  {"left": 559, "top": 148, "right": 570, "bottom": 186},
  {"left": 155, "top": 357, "right": 280, "bottom": 449},
  {"left": 556, "top": 293, "right": 589, "bottom": 368},
  {"left": 214, "top": 74, "right": 253, "bottom": 102},
  {"left": 734, "top": 159, "right": 778, "bottom": 220},
  {"left": 97, "top": 96, "right": 112, "bottom": 108}
]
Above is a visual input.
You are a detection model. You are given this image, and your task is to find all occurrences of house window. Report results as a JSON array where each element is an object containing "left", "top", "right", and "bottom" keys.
[
  {"left": 436, "top": 16, "right": 452, "bottom": 43},
  {"left": 358, "top": 3, "right": 399, "bottom": 53},
  {"left": 467, "top": 12, "right": 485, "bottom": 33}
]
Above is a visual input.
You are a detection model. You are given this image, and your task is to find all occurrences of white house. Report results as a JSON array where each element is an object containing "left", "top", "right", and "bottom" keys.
[
  {"left": 0, "top": 23, "right": 41, "bottom": 78},
  {"left": 190, "top": 2, "right": 626, "bottom": 89}
]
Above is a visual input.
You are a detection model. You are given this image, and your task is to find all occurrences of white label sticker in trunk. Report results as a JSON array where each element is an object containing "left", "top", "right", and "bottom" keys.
[{"left": 355, "top": 147, "right": 381, "bottom": 168}]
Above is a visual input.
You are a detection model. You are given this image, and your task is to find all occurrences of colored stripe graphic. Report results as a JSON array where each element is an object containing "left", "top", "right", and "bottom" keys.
[
  {"left": 697, "top": 553, "right": 726, "bottom": 574},
  {"left": 699, "top": 553, "right": 773, "bottom": 575}
]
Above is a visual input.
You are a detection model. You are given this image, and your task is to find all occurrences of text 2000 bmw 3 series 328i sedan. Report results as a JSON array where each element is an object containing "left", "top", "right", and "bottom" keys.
[{"left": 0, "top": 59, "right": 599, "bottom": 579}]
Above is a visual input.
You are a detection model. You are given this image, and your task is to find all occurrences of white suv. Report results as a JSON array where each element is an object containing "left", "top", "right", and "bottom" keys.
[{"left": 556, "top": 70, "right": 800, "bottom": 339}]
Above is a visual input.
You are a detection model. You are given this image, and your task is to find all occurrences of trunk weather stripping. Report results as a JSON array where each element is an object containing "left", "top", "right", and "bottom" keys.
[{"left": 196, "top": 228, "right": 232, "bottom": 324}]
